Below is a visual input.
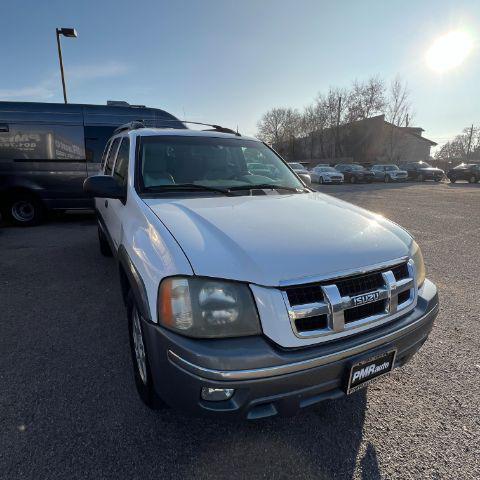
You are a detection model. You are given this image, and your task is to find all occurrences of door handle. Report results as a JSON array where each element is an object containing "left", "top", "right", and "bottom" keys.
[{"left": 105, "top": 200, "right": 108, "bottom": 208}]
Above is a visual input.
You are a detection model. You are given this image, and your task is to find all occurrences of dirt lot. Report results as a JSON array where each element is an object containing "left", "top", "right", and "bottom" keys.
[{"left": 1, "top": 182, "right": 479, "bottom": 479}]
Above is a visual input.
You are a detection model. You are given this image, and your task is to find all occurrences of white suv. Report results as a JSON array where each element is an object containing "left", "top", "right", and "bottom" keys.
[{"left": 84, "top": 122, "right": 439, "bottom": 419}]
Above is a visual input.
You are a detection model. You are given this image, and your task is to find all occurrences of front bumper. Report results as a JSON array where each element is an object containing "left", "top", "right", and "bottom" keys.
[{"left": 141, "top": 280, "right": 438, "bottom": 419}]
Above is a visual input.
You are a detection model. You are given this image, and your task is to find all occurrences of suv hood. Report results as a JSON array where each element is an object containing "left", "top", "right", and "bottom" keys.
[{"left": 144, "top": 192, "right": 412, "bottom": 286}]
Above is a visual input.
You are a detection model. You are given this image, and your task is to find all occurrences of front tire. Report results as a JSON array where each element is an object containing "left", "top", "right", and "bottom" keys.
[
  {"left": 7, "top": 193, "right": 45, "bottom": 226},
  {"left": 127, "top": 293, "right": 164, "bottom": 409}
]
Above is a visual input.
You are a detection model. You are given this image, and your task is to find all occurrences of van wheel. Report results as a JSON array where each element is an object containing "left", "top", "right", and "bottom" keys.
[
  {"left": 127, "top": 292, "right": 164, "bottom": 409},
  {"left": 8, "top": 193, "right": 44, "bottom": 226},
  {"left": 98, "top": 225, "right": 113, "bottom": 257}
]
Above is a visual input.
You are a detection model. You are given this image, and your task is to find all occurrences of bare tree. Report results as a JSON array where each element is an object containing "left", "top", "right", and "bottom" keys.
[
  {"left": 434, "top": 125, "right": 480, "bottom": 169},
  {"left": 384, "top": 76, "right": 413, "bottom": 161},
  {"left": 346, "top": 76, "right": 386, "bottom": 122}
]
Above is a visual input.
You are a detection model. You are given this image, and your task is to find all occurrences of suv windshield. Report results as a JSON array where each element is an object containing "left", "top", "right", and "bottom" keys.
[
  {"left": 385, "top": 165, "right": 399, "bottom": 171},
  {"left": 138, "top": 136, "right": 305, "bottom": 194}
]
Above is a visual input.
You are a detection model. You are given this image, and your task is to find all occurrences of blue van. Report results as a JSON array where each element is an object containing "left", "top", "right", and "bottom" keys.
[{"left": 0, "top": 101, "right": 183, "bottom": 225}]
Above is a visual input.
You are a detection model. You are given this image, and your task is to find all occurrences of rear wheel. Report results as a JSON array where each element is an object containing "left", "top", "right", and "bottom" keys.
[
  {"left": 7, "top": 193, "right": 44, "bottom": 226},
  {"left": 127, "top": 292, "right": 164, "bottom": 409},
  {"left": 98, "top": 225, "right": 113, "bottom": 257}
]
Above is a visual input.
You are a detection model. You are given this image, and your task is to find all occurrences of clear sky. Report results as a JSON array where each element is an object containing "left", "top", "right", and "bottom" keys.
[{"left": 1, "top": 0, "right": 478, "bottom": 145}]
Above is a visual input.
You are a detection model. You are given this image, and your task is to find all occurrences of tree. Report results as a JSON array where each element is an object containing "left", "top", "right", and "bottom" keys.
[{"left": 345, "top": 76, "right": 386, "bottom": 122}]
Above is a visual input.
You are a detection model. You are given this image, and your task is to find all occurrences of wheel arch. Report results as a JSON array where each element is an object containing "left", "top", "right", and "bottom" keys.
[{"left": 117, "top": 245, "right": 153, "bottom": 322}]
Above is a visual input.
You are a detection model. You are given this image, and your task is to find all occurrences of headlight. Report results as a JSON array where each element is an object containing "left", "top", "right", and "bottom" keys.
[
  {"left": 157, "top": 277, "right": 261, "bottom": 338},
  {"left": 410, "top": 241, "right": 426, "bottom": 288}
]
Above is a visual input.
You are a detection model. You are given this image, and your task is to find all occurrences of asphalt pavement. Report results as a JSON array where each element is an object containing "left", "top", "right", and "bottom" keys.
[{"left": 1, "top": 181, "right": 479, "bottom": 479}]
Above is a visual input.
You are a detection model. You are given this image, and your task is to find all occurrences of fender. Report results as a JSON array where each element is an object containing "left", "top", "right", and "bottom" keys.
[{"left": 117, "top": 244, "right": 152, "bottom": 322}]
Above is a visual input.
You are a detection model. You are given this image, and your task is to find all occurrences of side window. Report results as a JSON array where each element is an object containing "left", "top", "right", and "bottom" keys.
[
  {"left": 85, "top": 126, "right": 116, "bottom": 163},
  {"left": 0, "top": 123, "right": 85, "bottom": 160},
  {"left": 113, "top": 138, "right": 130, "bottom": 187},
  {"left": 104, "top": 138, "right": 120, "bottom": 175}
]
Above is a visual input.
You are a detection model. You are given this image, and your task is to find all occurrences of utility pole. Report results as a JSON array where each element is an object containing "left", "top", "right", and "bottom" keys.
[{"left": 466, "top": 124, "right": 474, "bottom": 160}]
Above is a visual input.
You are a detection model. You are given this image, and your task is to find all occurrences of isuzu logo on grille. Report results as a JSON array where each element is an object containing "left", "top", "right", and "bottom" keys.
[{"left": 352, "top": 291, "right": 380, "bottom": 306}]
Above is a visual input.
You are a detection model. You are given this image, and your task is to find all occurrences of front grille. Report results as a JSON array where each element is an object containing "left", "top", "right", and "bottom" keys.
[
  {"left": 295, "top": 315, "right": 328, "bottom": 332},
  {"left": 336, "top": 271, "right": 384, "bottom": 296},
  {"left": 283, "top": 261, "right": 416, "bottom": 339},
  {"left": 344, "top": 300, "right": 387, "bottom": 323},
  {"left": 287, "top": 284, "right": 323, "bottom": 306}
]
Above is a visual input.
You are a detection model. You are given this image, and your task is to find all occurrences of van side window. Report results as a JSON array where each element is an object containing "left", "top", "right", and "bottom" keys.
[
  {"left": 104, "top": 138, "right": 120, "bottom": 175},
  {"left": 0, "top": 124, "right": 85, "bottom": 160},
  {"left": 113, "top": 138, "right": 130, "bottom": 187},
  {"left": 85, "top": 126, "right": 116, "bottom": 163}
]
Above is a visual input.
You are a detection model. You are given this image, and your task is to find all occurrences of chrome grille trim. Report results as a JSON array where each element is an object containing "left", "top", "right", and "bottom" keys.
[{"left": 281, "top": 259, "right": 417, "bottom": 340}]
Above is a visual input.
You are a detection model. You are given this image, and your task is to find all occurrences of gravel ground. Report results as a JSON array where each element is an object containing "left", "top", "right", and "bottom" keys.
[{"left": 0, "top": 182, "right": 479, "bottom": 480}]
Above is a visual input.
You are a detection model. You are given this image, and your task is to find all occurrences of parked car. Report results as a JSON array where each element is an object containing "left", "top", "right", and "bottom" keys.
[
  {"left": 447, "top": 163, "right": 480, "bottom": 183},
  {"left": 399, "top": 161, "right": 444, "bottom": 182},
  {"left": 334, "top": 163, "right": 375, "bottom": 183},
  {"left": 309, "top": 166, "right": 344, "bottom": 184},
  {"left": 0, "top": 100, "right": 183, "bottom": 225},
  {"left": 288, "top": 162, "right": 311, "bottom": 184},
  {"left": 370, "top": 164, "right": 408, "bottom": 182},
  {"left": 83, "top": 122, "right": 439, "bottom": 419}
]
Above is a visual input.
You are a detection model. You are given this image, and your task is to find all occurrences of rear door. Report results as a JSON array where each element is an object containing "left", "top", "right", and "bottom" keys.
[
  {"left": 96, "top": 137, "right": 121, "bottom": 235},
  {"left": 108, "top": 137, "right": 130, "bottom": 246}
]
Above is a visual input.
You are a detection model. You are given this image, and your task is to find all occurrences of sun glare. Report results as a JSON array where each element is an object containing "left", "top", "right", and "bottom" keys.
[{"left": 426, "top": 31, "right": 473, "bottom": 73}]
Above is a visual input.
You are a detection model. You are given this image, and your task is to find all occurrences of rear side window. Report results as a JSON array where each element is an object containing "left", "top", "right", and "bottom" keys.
[
  {"left": 113, "top": 138, "right": 130, "bottom": 186},
  {"left": 0, "top": 124, "right": 85, "bottom": 161},
  {"left": 85, "top": 126, "right": 116, "bottom": 163},
  {"left": 104, "top": 138, "right": 120, "bottom": 175}
]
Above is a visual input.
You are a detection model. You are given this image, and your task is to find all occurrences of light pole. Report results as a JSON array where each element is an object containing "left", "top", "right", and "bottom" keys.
[{"left": 55, "top": 27, "right": 77, "bottom": 104}]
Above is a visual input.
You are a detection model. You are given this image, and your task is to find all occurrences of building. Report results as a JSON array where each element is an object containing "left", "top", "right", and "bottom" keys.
[{"left": 276, "top": 114, "right": 437, "bottom": 166}]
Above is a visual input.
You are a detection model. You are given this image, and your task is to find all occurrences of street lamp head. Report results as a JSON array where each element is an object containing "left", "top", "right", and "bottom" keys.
[{"left": 57, "top": 28, "right": 78, "bottom": 38}]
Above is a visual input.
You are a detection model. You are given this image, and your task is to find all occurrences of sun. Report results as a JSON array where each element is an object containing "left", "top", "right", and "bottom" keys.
[{"left": 426, "top": 31, "right": 474, "bottom": 73}]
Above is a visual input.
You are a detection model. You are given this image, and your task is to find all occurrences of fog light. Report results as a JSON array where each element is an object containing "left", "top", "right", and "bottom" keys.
[{"left": 201, "top": 387, "right": 235, "bottom": 401}]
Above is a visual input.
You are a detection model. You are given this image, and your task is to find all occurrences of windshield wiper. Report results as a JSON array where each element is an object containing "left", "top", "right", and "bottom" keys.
[
  {"left": 229, "top": 183, "right": 303, "bottom": 192},
  {"left": 144, "top": 184, "right": 234, "bottom": 196}
]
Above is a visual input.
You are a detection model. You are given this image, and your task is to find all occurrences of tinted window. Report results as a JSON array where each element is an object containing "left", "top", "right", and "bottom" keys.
[
  {"left": 113, "top": 138, "right": 130, "bottom": 186},
  {"left": 85, "top": 126, "right": 116, "bottom": 163},
  {"left": 105, "top": 138, "right": 120, "bottom": 175},
  {"left": 0, "top": 123, "right": 85, "bottom": 160}
]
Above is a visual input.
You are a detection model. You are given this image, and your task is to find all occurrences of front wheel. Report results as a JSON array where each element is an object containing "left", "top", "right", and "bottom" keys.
[
  {"left": 7, "top": 193, "right": 45, "bottom": 226},
  {"left": 127, "top": 293, "right": 164, "bottom": 409}
]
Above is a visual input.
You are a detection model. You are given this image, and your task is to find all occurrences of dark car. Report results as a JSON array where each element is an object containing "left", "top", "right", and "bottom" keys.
[
  {"left": 447, "top": 163, "right": 480, "bottom": 183},
  {"left": 399, "top": 161, "right": 444, "bottom": 182},
  {"left": 334, "top": 163, "right": 375, "bottom": 183},
  {"left": 0, "top": 101, "right": 183, "bottom": 225}
]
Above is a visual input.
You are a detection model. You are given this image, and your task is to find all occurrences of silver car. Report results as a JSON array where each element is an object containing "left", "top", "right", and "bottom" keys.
[
  {"left": 288, "top": 162, "right": 311, "bottom": 184},
  {"left": 309, "top": 166, "right": 344, "bottom": 184},
  {"left": 370, "top": 164, "right": 408, "bottom": 182}
]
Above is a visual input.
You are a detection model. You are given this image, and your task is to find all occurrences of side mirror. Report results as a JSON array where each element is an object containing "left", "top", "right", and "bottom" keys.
[
  {"left": 298, "top": 173, "right": 311, "bottom": 185},
  {"left": 83, "top": 175, "right": 125, "bottom": 200}
]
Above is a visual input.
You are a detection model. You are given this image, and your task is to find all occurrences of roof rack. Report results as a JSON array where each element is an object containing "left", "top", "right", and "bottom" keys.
[{"left": 113, "top": 119, "right": 241, "bottom": 136}]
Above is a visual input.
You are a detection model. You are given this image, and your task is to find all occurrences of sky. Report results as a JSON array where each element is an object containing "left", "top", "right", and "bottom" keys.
[{"left": 1, "top": 0, "right": 479, "bottom": 147}]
